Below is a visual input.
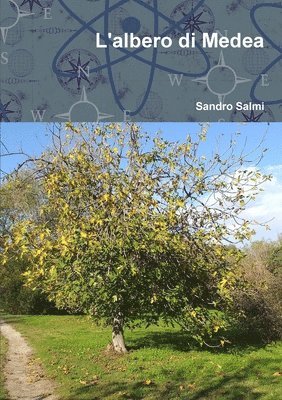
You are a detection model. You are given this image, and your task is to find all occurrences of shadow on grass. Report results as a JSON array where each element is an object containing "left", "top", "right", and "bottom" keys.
[
  {"left": 1, "top": 316, "right": 279, "bottom": 399},
  {"left": 71, "top": 357, "right": 278, "bottom": 400},
  {"left": 127, "top": 331, "right": 194, "bottom": 352},
  {"left": 126, "top": 329, "right": 269, "bottom": 356}
]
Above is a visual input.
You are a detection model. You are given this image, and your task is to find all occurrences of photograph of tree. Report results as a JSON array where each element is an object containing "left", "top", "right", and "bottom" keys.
[{"left": 0, "top": 122, "right": 281, "bottom": 399}]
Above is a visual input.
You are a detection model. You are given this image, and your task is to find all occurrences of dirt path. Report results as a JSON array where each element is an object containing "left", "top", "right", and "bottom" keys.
[{"left": 0, "top": 320, "right": 58, "bottom": 400}]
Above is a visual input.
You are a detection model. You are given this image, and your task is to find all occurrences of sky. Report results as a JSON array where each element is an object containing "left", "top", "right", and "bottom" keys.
[{"left": 1, "top": 122, "right": 282, "bottom": 242}]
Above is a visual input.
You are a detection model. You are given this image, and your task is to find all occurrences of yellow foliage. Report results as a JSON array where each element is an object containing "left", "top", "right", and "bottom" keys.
[
  {"left": 60, "top": 236, "right": 68, "bottom": 246},
  {"left": 80, "top": 231, "right": 88, "bottom": 239}
]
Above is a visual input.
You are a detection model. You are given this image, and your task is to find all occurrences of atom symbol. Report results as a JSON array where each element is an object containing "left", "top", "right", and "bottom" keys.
[
  {"left": 193, "top": 51, "right": 250, "bottom": 102},
  {"left": 0, "top": 0, "right": 33, "bottom": 43},
  {"left": 250, "top": 3, "right": 282, "bottom": 105},
  {"left": 55, "top": 87, "right": 114, "bottom": 122},
  {"left": 53, "top": 0, "right": 211, "bottom": 116}
]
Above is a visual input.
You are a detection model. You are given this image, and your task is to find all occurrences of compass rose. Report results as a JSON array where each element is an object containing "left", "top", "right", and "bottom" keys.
[
  {"left": 0, "top": 0, "right": 33, "bottom": 43},
  {"left": 0, "top": 100, "right": 15, "bottom": 122},
  {"left": 0, "top": 90, "right": 22, "bottom": 122},
  {"left": 19, "top": 0, "right": 42, "bottom": 12},
  {"left": 170, "top": 0, "right": 215, "bottom": 39},
  {"left": 182, "top": 11, "right": 206, "bottom": 34},
  {"left": 62, "top": 52, "right": 91, "bottom": 91},
  {"left": 242, "top": 110, "right": 264, "bottom": 122},
  {"left": 55, "top": 87, "right": 114, "bottom": 122},
  {"left": 193, "top": 52, "right": 251, "bottom": 102}
]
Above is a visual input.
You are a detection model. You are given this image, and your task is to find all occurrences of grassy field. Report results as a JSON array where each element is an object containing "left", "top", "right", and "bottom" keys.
[
  {"left": 0, "top": 334, "right": 9, "bottom": 400},
  {"left": 2, "top": 315, "right": 282, "bottom": 400}
]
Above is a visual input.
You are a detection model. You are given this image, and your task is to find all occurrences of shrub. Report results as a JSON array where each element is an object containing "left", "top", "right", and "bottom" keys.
[
  {"left": 0, "top": 254, "right": 59, "bottom": 315},
  {"left": 234, "top": 241, "right": 282, "bottom": 343}
]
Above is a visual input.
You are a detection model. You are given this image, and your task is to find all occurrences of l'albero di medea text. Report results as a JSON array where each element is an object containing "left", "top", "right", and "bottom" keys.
[{"left": 95, "top": 32, "right": 264, "bottom": 49}]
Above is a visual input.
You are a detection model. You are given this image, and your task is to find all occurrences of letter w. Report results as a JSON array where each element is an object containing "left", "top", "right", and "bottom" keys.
[
  {"left": 31, "top": 109, "right": 46, "bottom": 122},
  {"left": 168, "top": 74, "right": 183, "bottom": 87}
]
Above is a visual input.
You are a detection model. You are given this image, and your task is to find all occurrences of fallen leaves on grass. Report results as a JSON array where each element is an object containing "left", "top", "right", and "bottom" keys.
[
  {"left": 188, "top": 383, "right": 196, "bottom": 390},
  {"left": 79, "top": 375, "right": 100, "bottom": 386}
]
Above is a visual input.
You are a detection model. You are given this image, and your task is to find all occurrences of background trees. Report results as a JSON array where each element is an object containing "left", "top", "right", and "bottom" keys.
[
  {"left": 234, "top": 238, "right": 282, "bottom": 342},
  {"left": 2, "top": 123, "right": 272, "bottom": 352},
  {"left": 0, "top": 172, "right": 57, "bottom": 314}
]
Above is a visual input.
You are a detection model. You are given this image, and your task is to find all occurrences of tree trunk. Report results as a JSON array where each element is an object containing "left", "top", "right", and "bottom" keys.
[{"left": 112, "top": 314, "right": 127, "bottom": 354}]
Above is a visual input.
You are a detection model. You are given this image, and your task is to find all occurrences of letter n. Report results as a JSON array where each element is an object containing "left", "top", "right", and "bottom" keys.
[{"left": 78, "top": 66, "right": 90, "bottom": 78}]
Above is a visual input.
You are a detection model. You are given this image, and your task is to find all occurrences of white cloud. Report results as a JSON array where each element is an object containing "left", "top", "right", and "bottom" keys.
[{"left": 243, "top": 164, "right": 282, "bottom": 241}]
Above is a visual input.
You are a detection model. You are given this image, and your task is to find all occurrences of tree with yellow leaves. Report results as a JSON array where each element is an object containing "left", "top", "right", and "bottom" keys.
[{"left": 3, "top": 123, "right": 271, "bottom": 353}]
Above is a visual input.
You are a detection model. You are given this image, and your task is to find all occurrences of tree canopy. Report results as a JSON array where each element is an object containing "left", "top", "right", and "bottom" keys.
[{"left": 2, "top": 123, "right": 271, "bottom": 352}]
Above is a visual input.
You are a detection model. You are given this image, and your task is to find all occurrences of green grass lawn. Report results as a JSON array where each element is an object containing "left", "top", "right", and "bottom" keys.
[
  {"left": 0, "top": 334, "right": 9, "bottom": 400},
  {"left": 2, "top": 315, "right": 282, "bottom": 400}
]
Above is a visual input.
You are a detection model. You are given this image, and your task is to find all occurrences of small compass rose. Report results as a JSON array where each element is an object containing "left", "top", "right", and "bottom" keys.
[
  {"left": 0, "top": 90, "right": 22, "bottom": 121},
  {"left": 56, "top": 49, "right": 101, "bottom": 95},
  {"left": 231, "top": 102, "right": 274, "bottom": 122},
  {"left": 0, "top": 100, "right": 15, "bottom": 122},
  {"left": 193, "top": 52, "right": 251, "bottom": 102},
  {"left": 170, "top": 0, "right": 214, "bottom": 39},
  {"left": 182, "top": 11, "right": 206, "bottom": 34},
  {"left": 63, "top": 52, "right": 91, "bottom": 91},
  {"left": 0, "top": 0, "right": 33, "bottom": 43},
  {"left": 242, "top": 110, "right": 264, "bottom": 122},
  {"left": 55, "top": 87, "right": 114, "bottom": 122},
  {"left": 20, "top": 0, "right": 42, "bottom": 12}
]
